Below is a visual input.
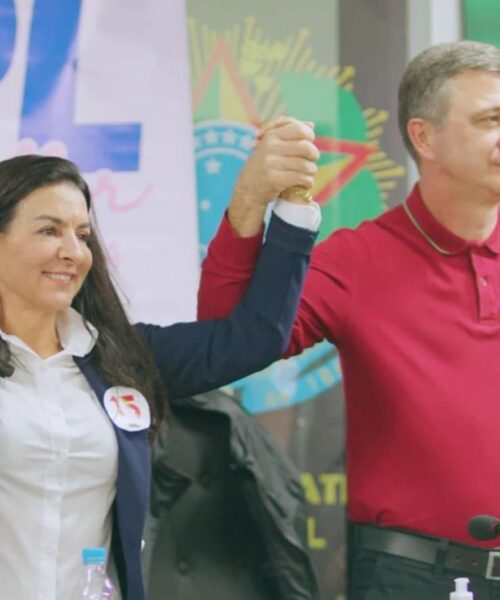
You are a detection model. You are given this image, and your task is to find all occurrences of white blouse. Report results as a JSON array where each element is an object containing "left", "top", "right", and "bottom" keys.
[{"left": 0, "top": 308, "right": 120, "bottom": 599}]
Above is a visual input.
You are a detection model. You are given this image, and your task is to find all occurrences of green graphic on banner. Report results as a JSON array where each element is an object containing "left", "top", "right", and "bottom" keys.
[
  {"left": 189, "top": 17, "right": 405, "bottom": 413},
  {"left": 464, "top": 0, "right": 500, "bottom": 46}
]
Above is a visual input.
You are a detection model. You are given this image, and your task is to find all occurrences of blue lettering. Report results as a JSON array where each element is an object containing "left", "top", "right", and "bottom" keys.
[
  {"left": 0, "top": 0, "right": 16, "bottom": 81},
  {"left": 20, "top": 0, "right": 141, "bottom": 172}
]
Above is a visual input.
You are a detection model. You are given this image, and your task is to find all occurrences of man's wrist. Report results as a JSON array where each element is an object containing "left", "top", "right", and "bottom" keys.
[{"left": 227, "top": 189, "right": 269, "bottom": 237}]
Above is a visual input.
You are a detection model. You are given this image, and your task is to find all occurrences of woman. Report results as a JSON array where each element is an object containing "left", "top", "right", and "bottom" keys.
[{"left": 0, "top": 154, "right": 317, "bottom": 600}]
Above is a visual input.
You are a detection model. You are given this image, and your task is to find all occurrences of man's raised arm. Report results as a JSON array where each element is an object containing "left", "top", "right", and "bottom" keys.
[{"left": 197, "top": 117, "right": 321, "bottom": 322}]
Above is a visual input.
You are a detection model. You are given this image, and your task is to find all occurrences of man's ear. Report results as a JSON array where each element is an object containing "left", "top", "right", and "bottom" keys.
[{"left": 407, "top": 118, "right": 437, "bottom": 162}]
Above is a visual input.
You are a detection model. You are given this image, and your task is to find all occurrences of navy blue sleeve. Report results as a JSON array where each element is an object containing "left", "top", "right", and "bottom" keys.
[{"left": 135, "top": 213, "right": 317, "bottom": 399}]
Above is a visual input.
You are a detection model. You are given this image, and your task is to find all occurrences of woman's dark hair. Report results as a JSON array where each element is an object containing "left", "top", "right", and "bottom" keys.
[{"left": 0, "top": 154, "right": 167, "bottom": 428}]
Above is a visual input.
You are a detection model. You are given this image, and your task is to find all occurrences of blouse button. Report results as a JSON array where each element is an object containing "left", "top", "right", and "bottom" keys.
[{"left": 178, "top": 560, "right": 189, "bottom": 574}]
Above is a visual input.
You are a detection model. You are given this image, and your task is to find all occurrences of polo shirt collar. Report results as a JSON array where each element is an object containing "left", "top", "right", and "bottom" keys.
[{"left": 406, "top": 184, "right": 500, "bottom": 256}]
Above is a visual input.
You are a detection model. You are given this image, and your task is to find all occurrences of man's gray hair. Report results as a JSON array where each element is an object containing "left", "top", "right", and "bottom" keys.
[{"left": 399, "top": 40, "right": 500, "bottom": 161}]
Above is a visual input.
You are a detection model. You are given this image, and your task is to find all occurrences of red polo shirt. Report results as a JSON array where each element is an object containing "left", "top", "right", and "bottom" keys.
[{"left": 198, "top": 186, "right": 500, "bottom": 547}]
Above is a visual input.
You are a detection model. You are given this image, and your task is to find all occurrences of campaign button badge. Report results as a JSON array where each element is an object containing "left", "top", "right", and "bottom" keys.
[{"left": 103, "top": 387, "right": 151, "bottom": 431}]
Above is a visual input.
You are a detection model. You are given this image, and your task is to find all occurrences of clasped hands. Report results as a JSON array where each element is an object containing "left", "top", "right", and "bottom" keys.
[{"left": 236, "top": 116, "right": 319, "bottom": 207}]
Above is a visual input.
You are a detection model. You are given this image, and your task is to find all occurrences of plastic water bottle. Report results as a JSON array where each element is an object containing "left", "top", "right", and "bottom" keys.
[
  {"left": 450, "top": 577, "right": 474, "bottom": 599},
  {"left": 72, "top": 547, "right": 116, "bottom": 599}
]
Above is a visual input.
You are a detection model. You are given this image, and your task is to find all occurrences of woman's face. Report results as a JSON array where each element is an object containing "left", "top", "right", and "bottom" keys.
[{"left": 0, "top": 182, "right": 93, "bottom": 321}]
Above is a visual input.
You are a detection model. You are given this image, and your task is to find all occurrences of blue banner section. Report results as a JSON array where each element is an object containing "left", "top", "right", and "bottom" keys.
[
  {"left": 20, "top": 0, "right": 141, "bottom": 172},
  {"left": 0, "top": 0, "right": 16, "bottom": 81},
  {"left": 232, "top": 342, "right": 341, "bottom": 413},
  {"left": 195, "top": 120, "right": 255, "bottom": 258}
]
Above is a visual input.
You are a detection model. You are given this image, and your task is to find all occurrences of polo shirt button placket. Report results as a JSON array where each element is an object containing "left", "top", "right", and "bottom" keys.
[{"left": 470, "top": 246, "right": 498, "bottom": 321}]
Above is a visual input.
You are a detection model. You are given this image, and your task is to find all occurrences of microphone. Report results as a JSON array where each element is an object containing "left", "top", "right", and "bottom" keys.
[{"left": 468, "top": 515, "right": 500, "bottom": 541}]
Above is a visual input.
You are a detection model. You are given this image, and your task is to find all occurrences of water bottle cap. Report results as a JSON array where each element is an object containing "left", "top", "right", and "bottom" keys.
[
  {"left": 450, "top": 577, "right": 474, "bottom": 599},
  {"left": 82, "top": 547, "right": 107, "bottom": 565}
]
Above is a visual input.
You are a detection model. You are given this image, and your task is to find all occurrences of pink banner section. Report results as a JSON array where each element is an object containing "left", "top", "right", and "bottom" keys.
[{"left": 0, "top": 0, "right": 198, "bottom": 325}]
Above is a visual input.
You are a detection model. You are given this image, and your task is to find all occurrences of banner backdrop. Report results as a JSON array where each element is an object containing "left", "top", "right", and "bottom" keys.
[
  {"left": 0, "top": 0, "right": 197, "bottom": 325},
  {"left": 186, "top": 1, "right": 407, "bottom": 597},
  {"left": 0, "top": 1, "right": 409, "bottom": 597}
]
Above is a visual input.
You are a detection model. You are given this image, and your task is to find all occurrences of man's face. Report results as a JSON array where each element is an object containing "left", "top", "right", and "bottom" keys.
[{"left": 429, "top": 70, "right": 500, "bottom": 202}]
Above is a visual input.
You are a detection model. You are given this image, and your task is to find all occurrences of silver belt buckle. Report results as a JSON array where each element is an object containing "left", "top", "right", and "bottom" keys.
[{"left": 485, "top": 550, "right": 500, "bottom": 580}]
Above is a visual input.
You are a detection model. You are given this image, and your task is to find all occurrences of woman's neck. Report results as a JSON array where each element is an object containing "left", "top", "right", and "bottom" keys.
[{"left": 1, "top": 309, "right": 61, "bottom": 358}]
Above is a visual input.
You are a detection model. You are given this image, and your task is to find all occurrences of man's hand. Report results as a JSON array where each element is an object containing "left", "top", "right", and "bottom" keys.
[{"left": 228, "top": 116, "right": 319, "bottom": 236}]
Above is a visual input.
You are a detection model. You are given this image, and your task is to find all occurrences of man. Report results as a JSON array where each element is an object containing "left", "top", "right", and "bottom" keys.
[{"left": 196, "top": 41, "right": 500, "bottom": 599}]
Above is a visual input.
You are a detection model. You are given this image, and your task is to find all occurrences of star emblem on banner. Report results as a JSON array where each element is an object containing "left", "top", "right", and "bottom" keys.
[
  {"left": 192, "top": 39, "right": 377, "bottom": 205},
  {"left": 189, "top": 19, "right": 406, "bottom": 412}
]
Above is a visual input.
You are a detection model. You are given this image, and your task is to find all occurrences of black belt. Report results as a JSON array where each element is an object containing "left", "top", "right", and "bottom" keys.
[{"left": 354, "top": 523, "right": 500, "bottom": 580}]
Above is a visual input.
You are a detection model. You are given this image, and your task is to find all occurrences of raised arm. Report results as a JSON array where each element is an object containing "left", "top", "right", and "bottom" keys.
[
  {"left": 137, "top": 213, "right": 317, "bottom": 399},
  {"left": 197, "top": 203, "right": 355, "bottom": 359},
  {"left": 197, "top": 117, "right": 339, "bottom": 357},
  {"left": 197, "top": 117, "right": 319, "bottom": 320}
]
